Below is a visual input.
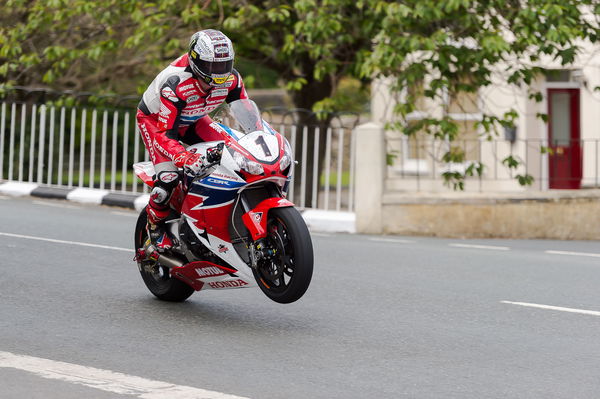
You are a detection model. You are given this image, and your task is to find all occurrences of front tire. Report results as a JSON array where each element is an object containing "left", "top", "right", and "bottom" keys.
[
  {"left": 253, "top": 207, "right": 313, "bottom": 304},
  {"left": 134, "top": 209, "right": 194, "bottom": 302}
]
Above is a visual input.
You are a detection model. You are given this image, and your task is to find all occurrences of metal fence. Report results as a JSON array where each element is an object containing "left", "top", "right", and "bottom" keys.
[
  {"left": 0, "top": 98, "right": 357, "bottom": 212},
  {"left": 386, "top": 132, "right": 600, "bottom": 191}
]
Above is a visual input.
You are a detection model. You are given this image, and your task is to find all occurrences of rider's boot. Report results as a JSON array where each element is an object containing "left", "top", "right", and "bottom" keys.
[{"left": 146, "top": 204, "right": 174, "bottom": 252}]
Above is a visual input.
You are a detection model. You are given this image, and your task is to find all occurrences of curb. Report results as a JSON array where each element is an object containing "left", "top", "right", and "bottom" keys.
[{"left": 0, "top": 181, "right": 356, "bottom": 234}]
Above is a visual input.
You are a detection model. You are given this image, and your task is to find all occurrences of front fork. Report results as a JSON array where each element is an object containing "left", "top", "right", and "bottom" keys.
[{"left": 239, "top": 194, "right": 294, "bottom": 268}]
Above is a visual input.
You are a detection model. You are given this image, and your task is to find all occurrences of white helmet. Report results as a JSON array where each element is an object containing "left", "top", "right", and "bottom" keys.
[{"left": 188, "top": 29, "right": 235, "bottom": 86}]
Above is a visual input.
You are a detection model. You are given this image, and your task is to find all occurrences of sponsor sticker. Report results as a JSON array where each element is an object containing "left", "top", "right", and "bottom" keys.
[
  {"left": 195, "top": 265, "right": 227, "bottom": 278},
  {"left": 210, "top": 88, "right": 228, "bottom": 98},
  {"left": 161, "top": 87, "right": 178, "bottom": 102},
  {"left": 209, "top": 279, "right": 249, "bottom": 289},
  {"left": 159, "top": 172, "right": 179, "bottom": 183},
  {"left": 209, "top": 122, "right": 226, "bottom": 133},
  {"left": 218, "top": 244, "right": 229, "bottom": 253},
  {"left": 214, "top": 45, "right": 229, "bottom": 54},
  {"left": 253, "top": 212, "right": 263, "bottom": 223},
  {"left": 180, "top": 83, "right": 194, "bottom": 91},
  {"left": 187, "top": 95, "right": 200, "bottom": 102}
]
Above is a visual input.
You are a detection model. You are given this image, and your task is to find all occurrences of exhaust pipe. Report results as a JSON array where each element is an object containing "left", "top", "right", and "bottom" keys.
[{"left": 141, "top": 243, "right": 185, "bottom": 269}]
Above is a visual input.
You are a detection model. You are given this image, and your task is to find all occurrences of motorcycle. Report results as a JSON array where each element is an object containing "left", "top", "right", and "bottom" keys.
[{"left": 133, "top": 99, "right": 313, "bottom": 304}]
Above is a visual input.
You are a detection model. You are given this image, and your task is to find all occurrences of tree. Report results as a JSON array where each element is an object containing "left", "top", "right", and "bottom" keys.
[
  {"left": 1, "top": 0, "right": 376, "bottom": 204},
  {"left": 222, "top": 0, "right": 378, "bottom": 204},
  {"left": 2, "top": 0, "right": 600, "bottom": 193},
  {"left": 361, "top": 0, "right": 600, "bottom": 189}
]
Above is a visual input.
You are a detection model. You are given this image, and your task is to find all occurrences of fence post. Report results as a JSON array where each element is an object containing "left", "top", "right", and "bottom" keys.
[{"left": 354, "top": 122, "right": 385, "bottom": 234}]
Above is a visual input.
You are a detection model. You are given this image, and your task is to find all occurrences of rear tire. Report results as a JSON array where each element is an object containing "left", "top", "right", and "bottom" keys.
[
  {"left": 134, "top": 209, "right": 194, "bottom": 302},
  {"left": 252, "top": 207, "right": 313, "bottom": 304}
]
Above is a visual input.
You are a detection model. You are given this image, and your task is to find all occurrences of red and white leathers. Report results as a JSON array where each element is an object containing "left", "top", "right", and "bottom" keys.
[{"left": 137, "top": 53, "right": 248, "bottom": 247}]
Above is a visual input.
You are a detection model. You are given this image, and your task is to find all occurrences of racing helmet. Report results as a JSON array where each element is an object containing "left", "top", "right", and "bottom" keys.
[{"left": 188, "top": 29, "right": 235, "bottom": 87}]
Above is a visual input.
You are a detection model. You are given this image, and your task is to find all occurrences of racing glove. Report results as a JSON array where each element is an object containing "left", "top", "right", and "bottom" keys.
[
  {"left": 173, "top": 144, "right": 224, "bottom": 175},
  {"left": 173, "top": 150, "right": 205, "bottom": 176}
]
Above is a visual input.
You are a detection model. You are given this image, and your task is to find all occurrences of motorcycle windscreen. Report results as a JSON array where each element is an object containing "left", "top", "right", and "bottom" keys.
[{"left": 228, "top": 99, "right": 264, "bottom": 134}]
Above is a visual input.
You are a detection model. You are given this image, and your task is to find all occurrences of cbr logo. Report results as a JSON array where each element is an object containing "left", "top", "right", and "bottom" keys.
[
  {"left": 207, "top": 178, "right": 229, "bottom": 185},
  {"left": 209, "top": 279, "right": 248, "bottom": 289},
  {"left": 187, "top": 95, "right": 200, "bottom": 102}
]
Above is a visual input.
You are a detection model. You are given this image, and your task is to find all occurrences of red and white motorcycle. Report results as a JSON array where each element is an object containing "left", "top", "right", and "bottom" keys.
[{"left": 133, "top": 100, "right": 313, "bottom": 304}]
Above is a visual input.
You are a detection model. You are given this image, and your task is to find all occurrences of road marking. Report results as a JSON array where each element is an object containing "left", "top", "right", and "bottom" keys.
[
  {"left": 449, "top": 243, "right": 510, "bottom": 251},
  {"left": 545, "top": 250, "right": 600, "bottom": 258},
  {"left": 111, "top": 211, "right": 138, "bottom": 217},
  {"left": 33, "top": 200, "right": 80, "bottom": 209},
  {"left": 311, "top": 232, "right": 332, "bottom": 237},
  {"left": 501, "top": 301, "right": 600, "bottom": 317},
  {"left": 0, "top": 351, "right": 249, "bottom": 399},
  {"left": 369, "top": 238, "right": 414, "bottom": 244},
  {"left": 0, "top": 232, "right": 130, "bottom": 252},
  {"left": 0, "top": 195, "right": 7, "bottom": 200}
]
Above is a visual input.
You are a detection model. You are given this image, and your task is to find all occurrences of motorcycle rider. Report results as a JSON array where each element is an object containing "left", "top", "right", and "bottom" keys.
[{"left": 137, "top": 29, "right": 249, "bottom": 251}]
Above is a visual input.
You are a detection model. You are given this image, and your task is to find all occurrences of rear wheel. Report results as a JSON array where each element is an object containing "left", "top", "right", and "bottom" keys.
[
  {"left": 134, "top": 210, "right": 194, "bottom": 302},
  {"left": 252, "top": 207, "right": 313, "bottom": 304}
]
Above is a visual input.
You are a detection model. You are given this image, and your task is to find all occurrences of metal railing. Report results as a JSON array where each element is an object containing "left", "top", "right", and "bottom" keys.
[
  {"left": 386, "top": 133, "right": 600, "bottom": 191},
  {"left": 0, "top": 98, "right": 357, "bottom": 212}
]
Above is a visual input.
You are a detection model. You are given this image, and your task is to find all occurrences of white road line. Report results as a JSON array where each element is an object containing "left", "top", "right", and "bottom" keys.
[
  {"left": 369, "top": 238, "right": 414, "bottom": 244},
  {"left": 449, "top": 243, "right": 510, "bottom": 251},
  {"left": 0, "top": 351, "right": 249, "bottom": 399},
  {"left": 0, "top": 232, "right": 130, "bottom": 252},
  {"left": 501, "top": 301, "right": 600, "bottom": 317},
  {"left": 33, "top": 200, "right": 80, "bottom": 209},
  {"left": 111, "top": 211, "right": 138, "bottom": 217},
  {"left": 311, "top": 232, "right": 332, "bottom": 237},
  {"left": 545, "top": 250, "right": 600, "bottom": 258}
]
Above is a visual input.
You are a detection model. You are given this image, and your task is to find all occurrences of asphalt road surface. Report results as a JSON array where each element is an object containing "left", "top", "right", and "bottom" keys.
[{"left": 1, "top": 195, "right": 600, "bottom": 398}]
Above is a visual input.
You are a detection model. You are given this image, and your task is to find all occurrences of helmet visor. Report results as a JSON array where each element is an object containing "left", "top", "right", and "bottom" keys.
[{"left": 193, "top": 59, "right": 233, "bottom": 77}]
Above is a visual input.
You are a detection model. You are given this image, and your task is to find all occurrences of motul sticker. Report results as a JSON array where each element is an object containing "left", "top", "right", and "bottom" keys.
[
  {"left": 195, "top": 265, "right": 227, "bottom": 278},
  {"left": 209, "top": 279, "right": 249, "bottom": 289}
]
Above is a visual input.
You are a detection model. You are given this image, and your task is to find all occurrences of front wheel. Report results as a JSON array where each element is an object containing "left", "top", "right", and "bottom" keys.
[
  {"left": 134, "top": 209, "right": 194, "bottom": 302},
  {"left": 253, "top": 207, "right": 313, "bottom": 304}
]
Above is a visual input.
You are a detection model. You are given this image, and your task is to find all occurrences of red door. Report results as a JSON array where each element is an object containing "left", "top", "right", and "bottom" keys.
[{"left": 548, "top": 88, "right": 582, "bottom": 189}]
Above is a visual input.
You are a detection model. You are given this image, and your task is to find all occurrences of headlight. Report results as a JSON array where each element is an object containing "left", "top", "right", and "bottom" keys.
[
  {"left": 233, "top": 151, "right": 264, "bottom": 175},
  {"left": 280, "top": 154, "right": 291, "bottom": 171},
  {"left": 280, "top": 138, "right": 293, "bottom": 172}
]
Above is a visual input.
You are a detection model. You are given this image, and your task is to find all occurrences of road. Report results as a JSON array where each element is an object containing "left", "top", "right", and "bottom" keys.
[{"left": 1, "top": 195, "right": 600, "bottom": 398}]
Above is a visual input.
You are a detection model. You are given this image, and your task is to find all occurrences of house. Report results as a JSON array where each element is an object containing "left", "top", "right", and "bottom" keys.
[{"left": 370, "top": 40, "right": 600, "bottom": 192}]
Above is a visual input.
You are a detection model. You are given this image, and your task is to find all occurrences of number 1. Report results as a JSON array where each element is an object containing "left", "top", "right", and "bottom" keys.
[{"left": 255, "top": 135, "right": 272, "bottom": 157}]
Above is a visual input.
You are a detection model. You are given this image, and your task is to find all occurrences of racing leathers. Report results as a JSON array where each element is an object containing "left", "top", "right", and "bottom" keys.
[{"left": 137, "top": 53, "right": 249, "bottom": 250}]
